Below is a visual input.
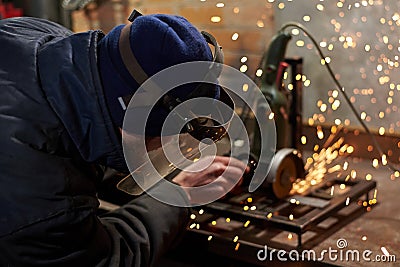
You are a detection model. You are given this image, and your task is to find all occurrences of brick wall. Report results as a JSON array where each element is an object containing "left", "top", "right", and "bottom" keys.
[{"left": 71, "top": 0, "right": 276, "bottom": 76}]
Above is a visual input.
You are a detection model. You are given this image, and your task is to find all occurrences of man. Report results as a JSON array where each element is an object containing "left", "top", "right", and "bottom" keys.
[{"left": 0, "top": 12, "right": 246, "bottom": 266}]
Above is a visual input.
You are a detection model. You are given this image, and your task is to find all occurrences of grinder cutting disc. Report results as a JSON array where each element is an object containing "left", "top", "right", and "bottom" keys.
[{"left": 263, "top": 148, "right": 304, "bottom": 199}]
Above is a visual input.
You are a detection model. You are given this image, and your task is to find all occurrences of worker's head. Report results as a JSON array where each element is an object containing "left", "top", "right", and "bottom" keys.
[{"left": 98, "top": 12, "right": 222, "bottom": 136}]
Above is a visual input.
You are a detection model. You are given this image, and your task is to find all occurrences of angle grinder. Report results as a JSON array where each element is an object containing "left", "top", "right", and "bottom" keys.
[{"left": 239, "top": 148, "right": 304, "bottom": 199}]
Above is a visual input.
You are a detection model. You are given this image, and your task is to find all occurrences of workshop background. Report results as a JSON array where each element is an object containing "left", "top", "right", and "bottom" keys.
[
  {"left": 5, "top": 1, "right": 399, "bottom": 140},
  {"left": 66, "top": 0, "right": 400, "bottom": 162},
  {"left": 16, "top": 0, "right": 395, "bottom": 161},
  {"left": 70, "top": 0, "right": 400, "bottom": 134},
  {"left": 2, "top": 1, "right": 399, "bottom": 266}
]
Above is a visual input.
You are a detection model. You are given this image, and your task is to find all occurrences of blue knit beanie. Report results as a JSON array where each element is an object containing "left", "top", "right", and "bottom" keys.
[{"left": 98, "top": 14, "right": 219, "bottom": 136}]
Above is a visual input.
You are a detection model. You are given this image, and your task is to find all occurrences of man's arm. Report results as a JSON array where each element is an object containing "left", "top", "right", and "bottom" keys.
[
  {"left": 0, "top": 181, "right": 189, "bottom": 267},
  {"left": 99, "top": 183, "right": 190, "bottom": 266}
]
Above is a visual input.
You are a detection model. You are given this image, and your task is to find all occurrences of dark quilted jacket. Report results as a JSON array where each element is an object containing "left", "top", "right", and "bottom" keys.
[{"left": 0, "top": 17, "right": 189, "bottom": 267}]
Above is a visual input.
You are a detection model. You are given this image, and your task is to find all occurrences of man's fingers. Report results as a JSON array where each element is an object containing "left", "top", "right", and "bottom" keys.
[
  {"left": 174, "top": 156, "right": 250, "bottom": 189},
  {"left": 213, "top": 156, "right": 249, "bottom": 171},
  {"left": 188, "top": 156, "right": 249, "bottom": 175}
]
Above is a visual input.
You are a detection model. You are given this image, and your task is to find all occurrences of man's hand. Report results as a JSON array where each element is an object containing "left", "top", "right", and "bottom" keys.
[{"left": 172, "top": 156, "right": 248, "bottom": 204}]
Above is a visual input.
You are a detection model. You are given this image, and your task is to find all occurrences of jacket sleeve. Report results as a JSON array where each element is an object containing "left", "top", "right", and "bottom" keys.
[
  {"left": 98, "top": 182, "right": 190, "bottom": 267},
  {"left": 0, "top": 181, "right": 189, "bottom": 267}
]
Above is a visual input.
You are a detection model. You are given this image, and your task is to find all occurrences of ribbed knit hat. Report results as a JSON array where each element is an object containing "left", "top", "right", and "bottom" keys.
[{"left": 98, "top": 14, "right": 219, "bottom": 136}]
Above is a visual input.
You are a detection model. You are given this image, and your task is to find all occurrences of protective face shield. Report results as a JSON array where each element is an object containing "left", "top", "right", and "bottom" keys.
[
  {"left": 115, "top": 10, "right": 235, "bottom": 195},
  {"left": 117, "top": 109, "right": 233, "bottom": 195}
]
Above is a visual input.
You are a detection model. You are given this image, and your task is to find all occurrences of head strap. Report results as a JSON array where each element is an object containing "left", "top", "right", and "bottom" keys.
[{"left": 118, "top": 9, "right": 147, "bottom": 85}]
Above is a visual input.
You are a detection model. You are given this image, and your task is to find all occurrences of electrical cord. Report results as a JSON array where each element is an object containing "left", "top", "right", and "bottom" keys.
[{"left": 278, "top": 21, "right": 399, "bottom": 173}]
